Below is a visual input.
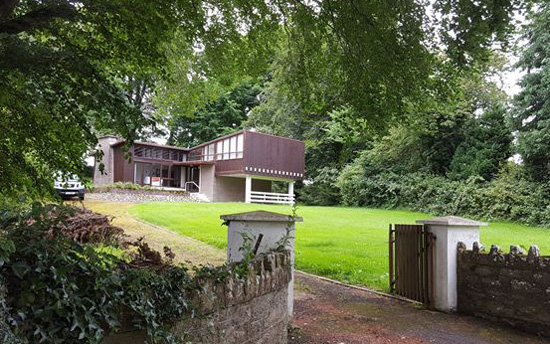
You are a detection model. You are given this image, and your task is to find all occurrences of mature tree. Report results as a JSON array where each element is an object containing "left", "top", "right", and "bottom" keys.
[
  {"left": 511, "top": 2, "right": 550, "bottom": 180},
  {"left": 353, "top": 56, "right": 511, "bottom": 177},
  {"left": 450, "top": 105, "right": 513, "bottom": 180},
  {"left": 167, "top": 81, "right": 262, "bottom": 147},
  {"left": 0, "top": 0, "right": 279, "bottom": 201}
]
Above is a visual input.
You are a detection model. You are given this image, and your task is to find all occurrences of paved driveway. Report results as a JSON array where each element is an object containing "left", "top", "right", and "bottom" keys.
[{"left": 290, "top": 272, "right": 549, "bottom": 344}]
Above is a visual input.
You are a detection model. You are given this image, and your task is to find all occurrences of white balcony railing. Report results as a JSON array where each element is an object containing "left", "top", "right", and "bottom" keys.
[{"left": 250, "top": 191, "right": 295, "bottom": 205}]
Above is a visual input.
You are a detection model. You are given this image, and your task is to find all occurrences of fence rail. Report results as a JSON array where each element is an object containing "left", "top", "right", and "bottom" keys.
[{"left": 250, "top": 191, "right": 294, "bottom": 205}]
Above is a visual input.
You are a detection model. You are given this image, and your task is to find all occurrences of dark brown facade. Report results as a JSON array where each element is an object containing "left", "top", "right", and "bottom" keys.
[{"left": 242, "top": 131, "right": 305, "bottom": 179}]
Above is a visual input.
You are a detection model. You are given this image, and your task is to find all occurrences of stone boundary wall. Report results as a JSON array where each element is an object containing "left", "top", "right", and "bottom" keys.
[
  {"left": 87, "top": 188, "right": 196, "bottom": 202},
  {"left": 457, "top": 242, "right": 550, "bottom": 337},
  {"left": 91, "top": 187, "right": 188, "bottom": 195},
  {"left": 106, "top": 251, "right": 292, "bottom": 344}
]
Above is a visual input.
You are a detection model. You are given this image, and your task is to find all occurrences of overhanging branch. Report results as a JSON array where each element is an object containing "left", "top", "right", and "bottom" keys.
[{"left": 0, "top": 2, "right": 76, "bottom": 34}]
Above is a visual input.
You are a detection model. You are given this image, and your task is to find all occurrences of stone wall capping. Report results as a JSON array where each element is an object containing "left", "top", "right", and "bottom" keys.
[
  {"left": 220, "top": 210, "right": 303, "bottom": 223},
  {"left": 473, "top": 241, "right": 484, "bottom": 253},
  {"left": 489, "top": 245, "right": 501, "bottom": 256},
  {"left": 416, "top": 215, "right": 488, "bottom": 227},
  {"left": 528, "top": 245, "right": 540, "bottom": 263},
  {"left": 509, "top": 245, "right": 526, "bottom": 256}
]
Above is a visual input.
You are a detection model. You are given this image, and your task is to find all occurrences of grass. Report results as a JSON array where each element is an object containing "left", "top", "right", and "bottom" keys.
[
  {"left": 128, "top": 202, "right": 550, "bottom": 291},
  {"left": 81, "top": 200, "right": 225, "bottom": 266}
]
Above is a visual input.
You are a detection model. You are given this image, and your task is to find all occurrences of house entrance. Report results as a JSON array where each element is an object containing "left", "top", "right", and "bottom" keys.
[
  {"left": 183, "top": 166, "right": 200, "bottom": 192},
  {"left": 389, "top": 224, "right": 434, "bottom": 306}
]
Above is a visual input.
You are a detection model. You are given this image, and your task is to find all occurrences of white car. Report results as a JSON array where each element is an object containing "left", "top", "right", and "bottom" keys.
[{"left": 54, "top": 176, "right": 85, "bottom": 200}]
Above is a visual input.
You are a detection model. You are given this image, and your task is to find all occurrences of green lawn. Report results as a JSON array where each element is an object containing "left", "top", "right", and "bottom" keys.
[{"left": 129, "top": 202, "right": 550, "bottom": 291}]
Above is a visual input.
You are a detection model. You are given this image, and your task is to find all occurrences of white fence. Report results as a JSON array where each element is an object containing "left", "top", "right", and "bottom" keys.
[{"left": 250, "top": 191, "right": 295, "bottom": 205}]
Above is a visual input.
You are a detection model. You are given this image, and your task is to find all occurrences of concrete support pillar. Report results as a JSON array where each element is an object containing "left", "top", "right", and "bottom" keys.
[
  {"left": 245, "top": 175, "right": 252, "bottom": 203},
  {"left": 222, "top": 211, "right": 303, "bottom": 317},
  {"left": 416, "top": 216, "right": 487, "bottom": 312},
  {"left": 288, "top": 181, "right": 295, "bottom": 205}
]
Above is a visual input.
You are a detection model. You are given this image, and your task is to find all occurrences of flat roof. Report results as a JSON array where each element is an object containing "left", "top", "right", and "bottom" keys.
[
  {"left": 190, "top": 130, "right": 305, "bottom": 150},
  {"left": 110, "top": 140, "right": 190, "bottom": 151}
]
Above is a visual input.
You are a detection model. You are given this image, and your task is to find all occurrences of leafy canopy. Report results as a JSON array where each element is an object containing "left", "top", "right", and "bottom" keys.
[{"left": 0, "top": 0, "right": 527, "bottom": 201}]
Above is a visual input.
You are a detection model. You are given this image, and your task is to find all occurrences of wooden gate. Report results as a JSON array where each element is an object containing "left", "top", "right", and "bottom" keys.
[{"left": 389, "top": 224, "right": 434, "bottom": 306}]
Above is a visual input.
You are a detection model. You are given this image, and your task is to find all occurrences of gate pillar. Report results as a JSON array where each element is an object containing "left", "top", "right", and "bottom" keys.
[
  {"left": 221, "top": 210, "right": 302, "bottom": 317},
  {"left": 416, "top": 216, "right": 486, "bottom": 312}
]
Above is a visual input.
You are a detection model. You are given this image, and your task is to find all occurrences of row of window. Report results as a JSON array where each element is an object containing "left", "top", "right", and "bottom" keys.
[
  {"left": 133, "top": 146, "right": 186, "bottom": 162},
  {"left": 133, "top": 134, "right": 245, "bottom": 163},
  {"left": 195, "top": 134, "right": 244, "bottom": 161}
]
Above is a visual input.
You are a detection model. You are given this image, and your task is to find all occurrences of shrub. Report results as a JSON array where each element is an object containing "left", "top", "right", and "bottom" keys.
[
  {"left": 102, "top": 182, "right": 153, "bottom": 190},
  {"left": 0, "top": 204, "right": 123, "bottom": 344},
  {"left": 299, "top": 167, "right": 341, "bottom": 205},
  {"left": 337, "top": 162, "right": 550, "bottom": 227}
]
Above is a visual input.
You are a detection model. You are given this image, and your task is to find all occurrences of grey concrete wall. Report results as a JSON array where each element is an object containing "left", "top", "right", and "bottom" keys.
[
  {"left": 93, "top": 136, "right": 119, "bottom": 186},
  {"left": 199, "top": 165, "right": 216, "bottom": 201},
  {"left": 105, "top": 251, "right": 292, "bottom": 344},
  {"left": 212, "top": 176, "right": 245, "bottom": 202},
  {"left": 457, "top": 244, "right": 550, "bottom": 337}
]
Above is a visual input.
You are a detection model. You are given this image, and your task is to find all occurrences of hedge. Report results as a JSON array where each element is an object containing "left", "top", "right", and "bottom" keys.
[{"left": 337, "top": 166, "right": 550, "bottom": 227}]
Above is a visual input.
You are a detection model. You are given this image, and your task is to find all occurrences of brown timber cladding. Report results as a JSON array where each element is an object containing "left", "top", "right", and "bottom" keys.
[
  {"left": 242, "top": 131, "right": 305, "bottom": 178},
  {"left": 113, "top": 146, "right": 135, "bottom": 183},
  {"left": 389, "top": 224, "right": 433, "bottom": 305}
]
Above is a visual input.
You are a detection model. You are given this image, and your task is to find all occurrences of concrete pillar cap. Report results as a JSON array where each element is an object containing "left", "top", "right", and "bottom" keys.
[
  {"left": 416, "top": 215, "right": 487, "bottom": 226},
  {"left": 221, "top": 210, "right": 303, "bottom": 222}
]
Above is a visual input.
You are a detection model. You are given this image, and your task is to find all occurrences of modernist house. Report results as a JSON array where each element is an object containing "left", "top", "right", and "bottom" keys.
[{"left": 93, "top": 131, "right": 305, "bottom": 204}]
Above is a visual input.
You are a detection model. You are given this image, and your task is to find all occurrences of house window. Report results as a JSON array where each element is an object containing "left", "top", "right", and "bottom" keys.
[
  {"left": 215, "top": 134, "right": 244, "bottom": 161},
  {"left": 237, "top": 134, "right": 243, "bottom": 158},
  {"left": 216, "top": 141, "right": 223, "bottom": 160},
  {"left": 134, "top": 146, "right": 144, "bottom": 158},
  {"left": 223, "top": 139, "right": 230, "bottom": 160},
  {"left": 203, "top": 144, "right": 215, "bottom": 161}
]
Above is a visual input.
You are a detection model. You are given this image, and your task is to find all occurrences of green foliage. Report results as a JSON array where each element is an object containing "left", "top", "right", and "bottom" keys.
[
  {"left": 0, "top": 0, "right": 279, "bottom": 202},
  {"left": 167, "top": 81, "right": 262, "bottom": 147},
  {"left": 101, "top": 182, "right": 154, "bottom": 190},
  {"left": 0, "top": 0, "right": 524, "bottom": 203},
  {"left": 435, "top": 0, "right": 526, "bottom": 66},
  {"left": 450, "top": 105, "right": 513, "bottom": 180},
  {"left": 121, "top": 267, "right": 193, "bottom": 344},
  {"left": 338, "top": 162, "right": 550, "bottom": 227},
  {"left": 511, "top": 2, "right": 550, "bottom": 181},
  {"left": 0, "top": 0, "right": 182, "bottom": 201},
  {"left": 1, "top": 204, "right": 123, "bottom": 343},
  {"left": 299, "top": 167, "right": 341, "bottom": 206}
]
